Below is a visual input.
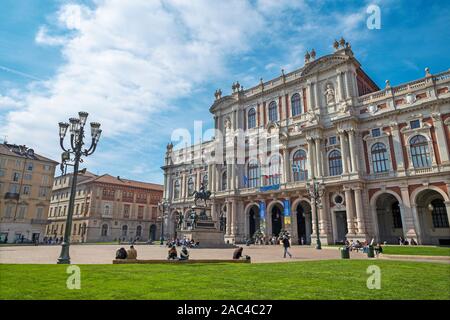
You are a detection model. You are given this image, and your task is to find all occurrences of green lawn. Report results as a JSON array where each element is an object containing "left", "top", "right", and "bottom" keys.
[
  {"left": 382, "top": 245, "right": 450, "bottom": 256},
  {"left": 325, "top": 245, "right": 450, "bottom": 257},
  {"left": 1, "top": 260, "right": 449, "bottom": 300}
]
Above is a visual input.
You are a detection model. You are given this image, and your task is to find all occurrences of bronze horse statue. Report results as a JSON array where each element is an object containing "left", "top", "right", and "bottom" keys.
[{"left": 192, "top": 183, "right": 211, "bottom": 206}]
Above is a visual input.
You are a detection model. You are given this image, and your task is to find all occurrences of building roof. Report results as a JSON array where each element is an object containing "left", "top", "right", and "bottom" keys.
[
  {"left": 78, "top": 173, "right": 163, "bottom": 191},
  {"left": 0, "top": 142, "right": 58, "bottom": 164}
]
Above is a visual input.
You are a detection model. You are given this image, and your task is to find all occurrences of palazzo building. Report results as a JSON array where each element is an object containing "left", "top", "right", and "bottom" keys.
[
  {"left": 46, "top": 172, "right": 163, "bottom": 243},
  {"left": 161, "top": 39, "right": 450, "bottom": 245},
  {"left": 0, "top": 142, "right": 57, "bottom": 243}
]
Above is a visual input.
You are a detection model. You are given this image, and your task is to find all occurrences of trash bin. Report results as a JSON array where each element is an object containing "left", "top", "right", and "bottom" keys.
[
  {"left": 367, "top": 245, "right": 375, "bottom": 258},
  {"left": 340, "top": 246, "right": 350, "bottom": 259}
]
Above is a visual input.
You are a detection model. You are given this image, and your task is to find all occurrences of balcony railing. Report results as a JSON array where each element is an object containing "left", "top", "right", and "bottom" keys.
[
  {"left": 31, "top": 219, "right": 50, "bottom": 224},
  {"left": 4, "top": 192, "right": 20, "bottom": 200}
]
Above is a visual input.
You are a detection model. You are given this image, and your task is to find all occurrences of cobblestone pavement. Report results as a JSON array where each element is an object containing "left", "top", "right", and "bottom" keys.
[{"left": 0, "top": 244, "right": 371, "bottom": 264}]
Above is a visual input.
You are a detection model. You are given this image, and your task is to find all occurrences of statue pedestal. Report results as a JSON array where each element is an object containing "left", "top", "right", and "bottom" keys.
[{"left": 178, "top": 205, "right": 233, "bottom": 248}]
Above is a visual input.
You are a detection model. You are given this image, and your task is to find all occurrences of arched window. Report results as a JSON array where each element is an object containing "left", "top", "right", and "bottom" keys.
[
  {"left": 121, "top": 225, "right": 128, "bottom": 237},
  {"left": 371, "top": 142, "right": 389, "bottom": 173},
  {"left": 328, "top": 150, "right": 343, "bottom": 176},
  {"left": 101, "top": 224, "right": 108, "bottom": 236},
  {"left": 410, "top": 135, "right": 431, "bottom": 168},
  {"left": 136, "top": 225, "right": 142, "bottom": 237},
  {"left": 187, "top": 178, "right": 194, "bottom": 196},
  {"left": 268, "top": 101, "right": 278, "bottom": 122},
  {"left": 104, "top": 204, "right": 110, "bottom": 216},
  {"left": 248, "top": 160, "right": 260, "bottom": 188},
  {"left": 248, "top": 108, "right": 256, "bottom": 129},
  {"left": 174, "top": 180, "right": 180, "bottom": 199},
  {"left": 291, "top": 93, "right": 301, "bottom": 117},
  {"left": 292, "top": 150, "right": 308, "bottom": 181},
  {"left": 221, "top": 171, "right": 227, "bottom": 191},
  {"left": 267, "top": 154, "right": 281, "bottom": 185},
  {"left": 431, "top": 199, "right": 449, "bottom": 228}
]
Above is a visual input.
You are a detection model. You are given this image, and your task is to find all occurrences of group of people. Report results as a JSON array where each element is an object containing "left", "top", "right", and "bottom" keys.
[
  {"left": 167, "top": 245, "right": 190, "bottom": 260},
  {"left": 399, "top": 237, "right": 417, "bottom": 245},
  {"left": 166, "top": 237, "right": 199, "bottom": 248},
  {"left": 344, "top": 239, "right": 383, "bottom": 257},
  {"left": 115, "top": 245, "right": 138, "bottom": 260}
]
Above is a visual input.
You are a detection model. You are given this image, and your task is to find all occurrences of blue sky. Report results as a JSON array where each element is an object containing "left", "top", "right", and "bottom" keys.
[{"left": 1, "top": 0, "right": 449, "bottom": 184}]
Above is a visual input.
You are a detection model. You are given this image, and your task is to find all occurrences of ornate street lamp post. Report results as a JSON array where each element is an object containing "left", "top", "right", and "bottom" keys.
[
  {"left": 57, "top": 112, "right": 101, "bottom": 264},
  {"left": 158, "top": 201, "right": 170, "bottom": 245},
  {"left": 306, "top": 178, "right": 325, "bottom": 250}
]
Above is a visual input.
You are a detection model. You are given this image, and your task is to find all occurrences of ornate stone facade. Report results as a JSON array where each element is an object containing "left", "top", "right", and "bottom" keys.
[{"left": 162, "top": 40, "right": 450, "bottom": 245}]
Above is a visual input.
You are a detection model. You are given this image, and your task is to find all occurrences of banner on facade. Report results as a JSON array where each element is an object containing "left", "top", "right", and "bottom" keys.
[
  {"left": 259, "top": 201, "right": 266, "bottom": 235},
  {"left": 259, "top": 184, "right": 280, "bottom": 192},
  {"left": 283, "top": 199, "right": 291, "bottom": 226}
]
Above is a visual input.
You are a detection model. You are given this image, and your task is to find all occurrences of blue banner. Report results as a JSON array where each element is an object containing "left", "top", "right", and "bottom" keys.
[
  {"left": 259, "top": 184, "right": 280, "bottom": 192},
  {"left": 283, "top": 199, "right": 291, "bottom": 226},
  {"left": 259, "top": 201, "right": 266, "bottom": 220}
]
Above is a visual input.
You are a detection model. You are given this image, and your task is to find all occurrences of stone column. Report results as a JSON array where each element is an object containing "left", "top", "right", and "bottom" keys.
[
  {"left": 343, "top": 71, "right": 350, "bottom": 99},
  {"left": 314, "top": 83, "right": 319, "bottom": 109},
  {"left": 370, "top": 204, "right": 380, "bottom": 242},
  {"left": 227, "top": 163, "right": 232, "bottom": 190},
  {"left": 283, "top": 147, "right": 290, "bottom": 183},
  {"left": 344, "top": 187, "right": 356, "bottom": 234},
  {"left": 226, "top": 201, "right": 231, "bottom": 236},
  {"left": 400, "top": 187, "right": 419, "bottom": 241},
  {"left": 353, "top": 187, "right": 366, "bottom": 235},
  {"left": 432, "top": 113, "right": 450, "bottom": 164},
  {"left": 445, "top": 201, "right": 450, "bottom": 231},
  {"left": 196, "top": 170, "right": 201, "bottom": 191},
  {"left": 231, "top": 163, "right": 236, "bottom": 190},
  {"left": 231, "top": 200, "right": 237, "bottom": 236},
  {"left": 339, "top": 131, "right": 349, "bottom": 174},
  {"left": 307, "top": 82, "right": 314, "bottom": 109},
  {"left": 348, "top": 130, "right": 359, "bottom": 173},
  {"left": 307, "top": 138, "right": 315, "bottom": 178},
  {"left": 390, "top": 123, "right": 405, "bottom": 171},
  {"left": 315, "top": 138, "right": 323, "bottom": 177}
]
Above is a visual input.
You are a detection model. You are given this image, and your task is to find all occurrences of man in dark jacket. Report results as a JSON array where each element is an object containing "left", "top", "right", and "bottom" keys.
[
  {"left": 115, "top": 247, "right": 128, "bottom": 259},
  {"left": 282, "top": 237, "right": 292, "bottom": 258}
]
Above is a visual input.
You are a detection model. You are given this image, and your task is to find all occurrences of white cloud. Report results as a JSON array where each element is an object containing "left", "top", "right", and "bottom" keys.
[
  {"left": 0, "top": 95, "right": 23, "bottom": 110},
  {"left": 1, "top": 0, "right": 265, "bottom": 165}
]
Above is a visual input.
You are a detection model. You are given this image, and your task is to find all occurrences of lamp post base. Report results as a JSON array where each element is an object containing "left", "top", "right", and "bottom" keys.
[
  {"left": 57, "top": 242, "right": 71, "bottom": 264},
  {"left": 315, "top": 239, "right": 322, "bottom": 250}
]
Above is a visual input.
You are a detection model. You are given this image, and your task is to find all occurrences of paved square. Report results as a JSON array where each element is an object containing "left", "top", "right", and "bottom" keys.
[{"left": 0, "top": 244, "right": 367, "bottom": 264}]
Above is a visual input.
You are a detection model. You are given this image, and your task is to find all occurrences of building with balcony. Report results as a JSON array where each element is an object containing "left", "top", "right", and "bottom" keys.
[
  {"left": 0, "top": 142, "right": 58, "bottom": 243},
  {"left": 46, "top": 172, "right": 163, "bottom": 243},
  {"left": 161, "top": 39, "right": 450, "bottom": 246}
]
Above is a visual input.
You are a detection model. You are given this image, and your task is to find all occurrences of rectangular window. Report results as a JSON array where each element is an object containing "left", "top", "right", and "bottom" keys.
[
  {"left": 36, "top": 207, "right": 44, "bottom": 219},
  {"left": 24, "top": 173, "right": 32, "bottom": 180},
  {"left": 18, "top": 205, "right": 27, "bottom": 219},
  {"left": 410, "top": 119, "right": 420, "bottom": 129},
  {"left": 12, "top": 172, "right": 20, "bottom": 182},
  {"left": 43, "top": 165, "right": 51, "bottom": 171},
  {"left": 371, "top": 128, "right": 381, "bottom": 137},
  {"left": 123, "top": 204, "right": 130, "bottom": 218},
  {"left": 329, "top": 136, "right": 337, "bottom": 145},
  {"left": 138, "top": 206, "right": 144, "bottom": 220},
  {"left": 39, "top": 187, "right": 49, "bottom": 197},
  {"left": 5, "top": 205, "right": 13, "bottom": 219},
  {"left": 0, "top": 158, "right": 7, "bottom": 168},
  {"left": 152, "top": 207, "right": 157, "bottom": 219},
  {"left": 9, "top": 183, "right": 20, "bottom": 193},
  {"left": 23, "top": 185, "right": 31, "bottom": 195},
  {"left": 26, "top": 162, "right": 33, "bottom": 171},
  {"left": 0, "top": 169, "right": 5, "bottom": 177},
  {"left": 42, "top": 175, "right": 49, "bottom": 186}
]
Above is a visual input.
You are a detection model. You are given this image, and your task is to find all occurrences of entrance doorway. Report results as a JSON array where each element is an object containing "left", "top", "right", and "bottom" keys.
[
  {"left": 271, "top": 205, "right": 283, "bottom": 236},
  {"left": 335, "top": 211, "right": 348, "bottom": 243},
  {"left": 296, "top": 201, "right": 312, "bottom": 244},
  {"left": 248, "top": 206, "right": 260, "bottom": 239},
  {"left": 149, "top": 224, "right": 157, "bottom": 241}
]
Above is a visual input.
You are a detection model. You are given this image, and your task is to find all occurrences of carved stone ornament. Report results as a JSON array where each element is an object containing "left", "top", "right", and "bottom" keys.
[{"left": 325, "top": 84, "right": 336, "bottom": 105}]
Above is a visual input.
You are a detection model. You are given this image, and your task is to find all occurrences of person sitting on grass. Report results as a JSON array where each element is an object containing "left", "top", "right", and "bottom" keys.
[
  {"left": 167, "top": 245, "right": 178, "bottom": 260},
  {"left": 179, "top": 246, "right": 189, "bottom": 260},
  {"left": 374, "top": 243, "right": 383, "bottom": 257},
  {"left": 115, "top": 247, "right": 128, "bottom": 259},
  {"left": 126, "top": 245, "right": 137, "bottom": 260}
]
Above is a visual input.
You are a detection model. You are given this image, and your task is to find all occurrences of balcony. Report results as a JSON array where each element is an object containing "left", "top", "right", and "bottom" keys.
[
  {"left": 4, "top": 192, "right": 20, "bottom": 200},
  {"left": 31, "top": 219, "right": 50, "bottom": 225}
]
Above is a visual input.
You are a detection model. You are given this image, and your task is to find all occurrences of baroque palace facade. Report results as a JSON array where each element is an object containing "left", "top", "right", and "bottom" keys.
[
  {"left": 46, "top": 172, "right": 163, "bottom": 243},
  {"left": 161, "top": 39, "right": 450, "bottom": 245}
]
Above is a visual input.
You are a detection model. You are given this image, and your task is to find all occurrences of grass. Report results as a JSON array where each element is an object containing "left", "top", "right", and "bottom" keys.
[
  {"left": 0, "top": 260, "right": 449, "bottom": 300},
  {"left": 324, "top": 245, "right": 450, "bottom": 257},
  {"left": 382, "top": 245, "right": 450, "bottom": 256}
]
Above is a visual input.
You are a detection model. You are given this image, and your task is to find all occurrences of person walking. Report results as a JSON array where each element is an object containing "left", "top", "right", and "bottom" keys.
[{"left": 282, "top": 236, "right": 292, "bottom": 258}]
